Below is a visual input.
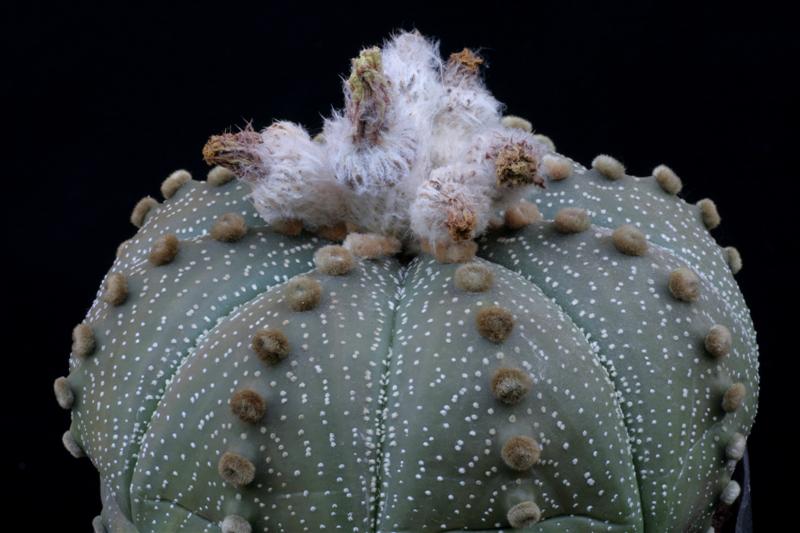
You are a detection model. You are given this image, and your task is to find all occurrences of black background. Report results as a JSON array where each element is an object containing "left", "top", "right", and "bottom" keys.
[{"left": 4, "top": 1, "right": 797, "bottom": 530}]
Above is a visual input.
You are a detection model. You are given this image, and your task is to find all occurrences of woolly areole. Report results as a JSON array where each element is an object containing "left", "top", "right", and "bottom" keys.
[{"left": 58, "top": 30, "right": 757, "bottom": 533}]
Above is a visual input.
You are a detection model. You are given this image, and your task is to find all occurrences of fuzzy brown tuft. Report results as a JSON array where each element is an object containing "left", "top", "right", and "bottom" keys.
[
  {"left": 653, "top": 164, "right": 683, "bottom": 195},
  {"left": 160, "top": 169, "right": 191, "bottom": 199},
  {"left": 54, "top": 377, "right": 74, "bottom": 409},
  {"left": 230, "top": 389, "right": 267, "bottom": 424},
  {"left": 612, "top": 224, "right": 648, "bottom": 256},
  {"left": 317, "top": 222, "right": 349, "bottom": 242},
  {"left": 221, "top": 515, "right": 252, "bottom": 533},
  {"left": 501, "top": 435, "right": 541, "bottom": 471},
  {"left": 218, "top": 451, "right": 255, "bottom": 488},
  {"left": 553, "top": 207, "right": 591, "bottom": 234},
  {"left": 102, "top": 272, "right": 128, "bottom": 306},
  {"left": 591, "top": 154, "right": 625, "bottom": 180},
  {"left": 668, "top": 267, "right": 701, "bottom": 302},
  {"left": 72, "top": 323, "right": 96, "bottom": 359},
  {"left": 148, "top": 234, "right": 179, "bottom": 266},
  {"left": 130, "top": 196, "right": 159, "bottom": 228},
  {"left": 500, "top": 115, "right": 533, "bottom": 132},
  {"left": 211, "top": 213, "right": 248, "bottom": 242},
  {"left": 62, "top": 430, "right": 85, "bottom": 458},
  {"left": 542, "top": 154, "right": 571, "bottom": 181},
  {"left": 314, "top": 245, "right": 355, "bottom": 276},
  {"left": 476, "top": 306, "right": 514, "bottom": 343},
  {"left": 207, "top": 165, "right": 236, "bottom": 186},
  {"left": 705, "top": 325, "right": 732, "bottom": 359},
  {"left": 697, "top": 198, "right": 721, "bottom": 230},
  {"left": 344, "top": 232, "right": 402, "bottom": 259},
  {"left": 507, "top": 501, "right": 541, "bottom": 529},
  {"left": 202, "top": 128, "right": 264, "bottom": 176},
  {"left": 446, "top": 199, "right": 478, "bottom": 241},
  {"left": 252, "top": 328, "right": 290, "bottom": 365},
  {"left": 285, "top": 276, "right": 322, "bottom": 311},
  {"left": 722, "top": 383, "right": 746, "bottom": 413},
  {"left": 449, "top": 48, "right": 484, "bottom": 73},
  {"left": 495, "top": 144, "right": 543, "bottom": 188},
  {"left": 490, "top": 367, "right": 532, "bottom": 405},
  {"left": 724, "top": 246, "right": 743, "bottom": 275},
  {"left": 272, "top": 219, "right": 304, "bottom": 236},
  {"left": 454, "top": 263, "right": 494, "bottom": 293},
  {"left": 504, "top": 200, "right": 542, "bottom": 230}
]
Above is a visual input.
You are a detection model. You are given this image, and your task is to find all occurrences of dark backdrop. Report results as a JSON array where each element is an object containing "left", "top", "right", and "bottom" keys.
[{"left": 4, "top": 1, "right": 796, "bottom": 530}]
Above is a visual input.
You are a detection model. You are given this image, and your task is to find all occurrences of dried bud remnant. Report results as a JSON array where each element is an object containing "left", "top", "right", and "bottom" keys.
[
  {"left": 347, "top": 47, "right": 390, "bottom": 143},
  {"left": 495, "top": 143, "right": 543, "bottom": 188},
  {"left": 202, "top": 128, "right": 263, "bottom": 178}
]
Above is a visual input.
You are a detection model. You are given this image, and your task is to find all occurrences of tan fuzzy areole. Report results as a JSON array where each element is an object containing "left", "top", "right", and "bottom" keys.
[
  {"left": 53, "top": 376, "right": 74, "bottom": 409},
  {"left": 504, "top": 200, "right": 542, "bottom": 230},
  {"left": 721, "top": 480, "right": 741, "bottom": 505},
  {"left": 160, "top": 169, "right": 192, "bottom": 199},
  {"left": 542, "top": 154, "right": 571, "bottom": 181},
  {"left": 476, "top": 305, "right": 514, "bottom": 343},
  {"left": 697, "top": 198, "right": 721, "bottom": 230},
  {"left": 500, "top": 115, "right": 532, "bottom": 132},
  {"left": 725, "top": 246, "right": 743, "bottom": 274},
  {"left": 217, "top": 451, "right": 256, "bottom": 488},
  {"left": 705, "top": 325, "right": 732, "bottom": 359},
  {"left": 454, "top": 263, "right": 494, "bottom": 293},
  {"left": 495, "top": 144, "right": 543, "bottom": 188},
  {"left": 101, "top": 272, "right": 128, "bottom": 306},
  {"left": 251, "top": 328, "right": 290, "bottom": 365},
  {"left": 668, "top": 267, "right": 701, "bottom": 302},
  {"left": 722, "top": 383, "right": 746, "bottom": 413},
  {"left": 229, "top": 389, "right": 267, "bottom": 424},
  {"left": 207, "top": 165, "right": 236, "bottom": 186},
  {"left": 72, "top": 323, "right": 96, "bottom": 359},
  {"left": 726, "top": 433, "right": 746, "bottom": 461},
  {"left": 272, "top": 219, "right": 304, "bottom": 236},
  {"left": 507, "top": 501, "right": 542, "bottom": 529},
  {"left": 285, "top": 276, "right": 322, "bottom": 311},
  {"left": 148, "top": 234, "right": 179, "bottom": 266},
  {"left": 592, "top": 154, "right": 625, "bottom": 180},
  {"left": 62, "top": 430, "right": 85, "bottom": 458},
  {"left": 211, "top": 213, "right": 248, "bottom": 242},
  {"left": 653, "top": 164, "right": 683, "bottom": 195},
  {"left": 553, "top": 207, "right": 591, "bottom": 234},
  {"left": 490, "top": 367, "right": 532, "bottom": 405},
  {"left": 221, "top": 515, "right": 252, "bottom": 533},
  {"left": 316, "top": 222, "right": 348, "bottom": 242},
  {"left": 421, "top": 239, "right": 478, "bottom": 264},
  {"left": 612, "top": 224, "right": 648, "bottom": 256},
  {"left": 314, "top": 245, "right": 355, "bottom": 276},
  {"left": 344, "top": 232, "right": 402, "bottom": 259},
  {"left": 501, "top": 435, "right": 541, "bottom": 471},
  {"left": 130, "top": 196, "right": 159, "bottom": 228}
]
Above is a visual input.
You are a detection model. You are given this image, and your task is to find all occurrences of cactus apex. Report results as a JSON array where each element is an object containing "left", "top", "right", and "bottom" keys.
[
  {"left": 454, "top": 262, "right": 494, "bottom": 293},
  {"left": 217, "top": 451, "right": 255, "bottom": 488},
  {"left": 285, "top": 275, "right": 322, "bottom": 312},
  {"left": 553, "top": 207, "right": 591, "bottom": 234},
  {"left": 314, "top": 245, "right": 355, "bottom": 276},
  {"left": 251, "top": 328, "right": 290, "bottom": 365},
  {"left": 542, "top": 154, "right": 572, "bottom": 181},
  {"left": 705, "top": 324, "right": 732, "bottom": 359},
  {"left": 211, "top": 212, "right": 248, "bottom": 242},
  {"left": 476, "top": 305, "right": 514, "bottom": 343},
  {"left": 653, "top": 164, "right": 683, "bottom": 195},
  {"left": 229, "top": 389, "right": 267, "bottom": 424},
  {"left": 130, "top": 196, "right": 159, "bottom": 228},
  {"left": 612, "top": 224, "right": 648, "bottom": 256},
  {"left": 668, "top": 267, "right": 701, "bottom": 302},
  {"left": 53, "top": 376, "right": 74, "bottom": 410},
  {"left": 101, "top": 272, "right": 128, "bottom": 306},
  {"left": 160, "top": 169, "right": 192, "bottom": 199},
  {"left": 148, "top": 233, "right": 179, "bottom": 266},
  {"left": 591, "top": 154, "right": 626, "bottom": 180}
]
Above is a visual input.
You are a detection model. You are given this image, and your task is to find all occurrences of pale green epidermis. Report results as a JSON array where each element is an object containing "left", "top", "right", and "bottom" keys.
[{"left": 68, "top": 162, "right": 757, "bottom": 532}]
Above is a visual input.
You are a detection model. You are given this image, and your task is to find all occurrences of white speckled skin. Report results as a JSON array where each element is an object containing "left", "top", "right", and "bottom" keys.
[{"left": 61, "top": 161, "right": 758, "bottom": 532}]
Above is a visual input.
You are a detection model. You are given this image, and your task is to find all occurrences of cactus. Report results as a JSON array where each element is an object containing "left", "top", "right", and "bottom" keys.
[{"left": 56, "top": 31, "right": 757, "bottom": 532}]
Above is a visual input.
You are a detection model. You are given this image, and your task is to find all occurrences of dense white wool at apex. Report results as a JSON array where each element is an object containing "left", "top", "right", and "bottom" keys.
[{"left": 203, "top": 30, "right": 550, "bottom": 252}]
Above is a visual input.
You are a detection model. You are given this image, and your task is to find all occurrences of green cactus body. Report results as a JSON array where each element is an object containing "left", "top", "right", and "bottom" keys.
[{"left": 57, "top": 155, "right": 757, "bottom": 532}]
